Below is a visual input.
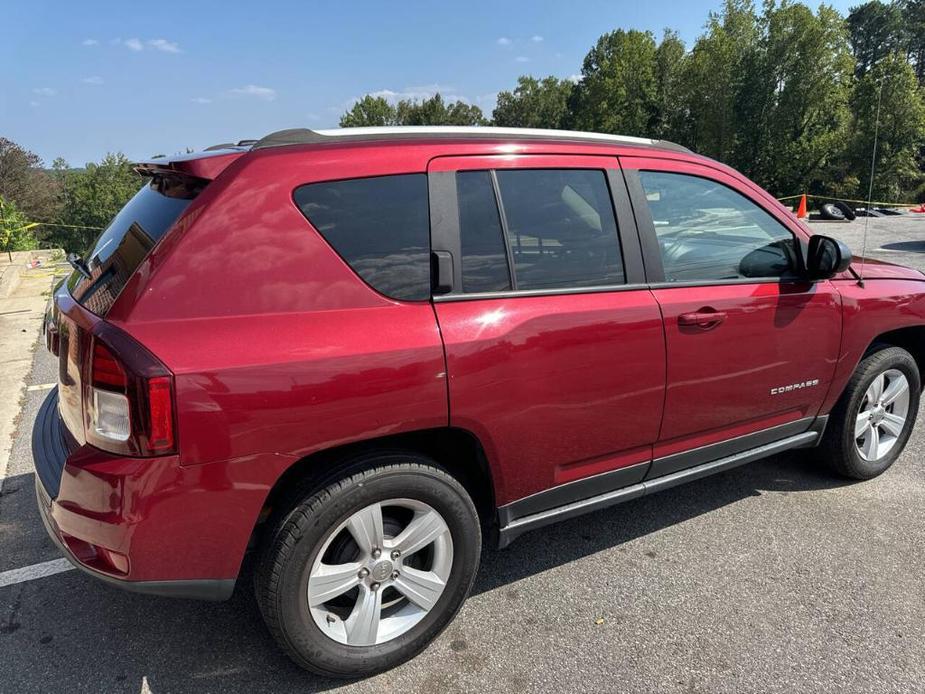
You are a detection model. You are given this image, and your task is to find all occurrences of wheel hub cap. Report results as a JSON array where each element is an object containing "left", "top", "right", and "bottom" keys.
[{"left": 370, "top": 560, "right": 393, "bottom": 583}]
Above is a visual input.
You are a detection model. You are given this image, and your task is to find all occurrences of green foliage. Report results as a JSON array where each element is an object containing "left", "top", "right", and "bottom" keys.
[
  {"left": 0, "top": 197, "right": 37, "bottom": 254},
  {"left": 0, "top": 138, "right": 61, "bottom": 223},
  {"left": 396, "top": 94, "right": 487, "bottom": 126},
  {"left": 492, "top": 76, "right": 574, "bottom": 129},
  {"left": 904, "top": 0, "right": 925, "bottom": 83},
  {"left": 676, "top": 0, "right": 759, "bottom": 162},
  {"left": 847, "top": 1, "right": 905, "bottom": 76},
  {"left": 334, "top": 2, "right": 925, "bottom": 200},
  {"left": 848, "top": 53, "right": 925, "bottom": 201},
  {"left": 567, "top": 29, "right": 659, "bottom": 135},
  {"left": 340, "top": 93, "right": 486, "bottom": 128},
  {"left": 737, "top": 2, "right": 856, "bottom": 195},
  {"left": 653, "top": 30, "right": 687, "bottom": 139},
  {"left": 49, "top": 153, "right": 143, "bottom": 253},
  {"left": 340, "top": 95, "right": 399, "bottom": 127}
]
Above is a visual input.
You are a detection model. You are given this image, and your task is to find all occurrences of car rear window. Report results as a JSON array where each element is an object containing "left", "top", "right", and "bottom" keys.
[
  {"left": 294, "top": 174, "right": 431, "bottom": 301},
  {"left": 68, "top": 177, "right": 200, "bottom": 316}
]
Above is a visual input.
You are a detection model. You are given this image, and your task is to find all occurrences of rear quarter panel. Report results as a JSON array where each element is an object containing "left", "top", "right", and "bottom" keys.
[{"left": 109, "top": 145, "right": 450, "bottom": 469}]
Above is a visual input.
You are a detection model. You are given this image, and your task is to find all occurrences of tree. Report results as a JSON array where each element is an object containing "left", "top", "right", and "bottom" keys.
[
  {"left": 676, "top": 0, "right": 760, "bottom": 162},
  {"left": 339, "top": 95, "right": 399, "bottom": 127},
  {"left": 492, "top": 76, "right": 573, "bottom": 129},
  {"left": 0, "top": 138, "right": 61, "bottom": 223},
  {"left": 653, "top": 30, "right": 687, "bottom": 139},
  {"left": 394, "top": 94, "right": 487, "bottom": 125},
  {"left": 736, "top": 2, "right": 855, "bottom": 194},
  {"left": 0, "top": 197, "right": 37, "bottom": 258},
  {"left": 900, "top": 0, "right": 925, "bottom": 83},
  {"left": 848, "top": 52, "right": 925, "bottom": 201},
  {"left": 50, "top": 153, "right": 142, "bottom": 252},
  {"left": 847, "top": 1, "right": 905, "bottom": 77},
  {"left": 567, "top": 29, "right": 659, "bottom": 136},
  {"left": 340, "top": 93, "right": 486, "bottom": 127}
]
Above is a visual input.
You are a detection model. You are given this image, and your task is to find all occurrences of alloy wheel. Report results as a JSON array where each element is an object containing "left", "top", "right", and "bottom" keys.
[
  {"left": 307, "top": 499, "right": 453, "bottom": 646},
  {"left": 855, "top": 368, "right": 910, "bottom": 461}
]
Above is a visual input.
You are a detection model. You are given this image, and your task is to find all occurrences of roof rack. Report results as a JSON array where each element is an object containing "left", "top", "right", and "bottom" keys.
[{"left": 250, "top": 126, "right": 690, "bottom": 153}]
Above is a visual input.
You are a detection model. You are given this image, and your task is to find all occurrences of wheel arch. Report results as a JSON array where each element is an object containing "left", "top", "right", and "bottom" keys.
[
  {"left": 252, "top": 427, "right": 498, "bottom": 549},
  {"left": 864, "top": 326, "right": 925, "bottom": 379}
]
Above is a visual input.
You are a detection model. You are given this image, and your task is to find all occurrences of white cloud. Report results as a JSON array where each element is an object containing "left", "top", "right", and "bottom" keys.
[
  {"left": 191, "top": 97, "right": 212, "bottom": 104},
  {"left": 568, "top": 73, "right": 583, "bottom": 84},
  {"left": 148, "top": 38, "right": 181, "bottom": 53},
  {"left": 496, "top": 37, "right": 512, "bottom": 46},
  {"left": 531, "top": 35, "right": 544, "bottom": 42},
  {"left": 82, "top": 76, "right": 104, "bottom": 85},
  {"left": 32, "top": 87, "right": 56, "bottom": 96},
  {"left": 29, "top": 101, "right": 40, "bottom": 107},
  {"left": 82, "top": 38, "right": 99, "bottom": 46},
  {"left": 228, "top": 84, "right": 277, "bottom": 101},
  {"left": 123, "top": 37, "right": 144, "bottom": 51},
  {"left": 515, "top": 56, "right": 530, "bottom": 63}
]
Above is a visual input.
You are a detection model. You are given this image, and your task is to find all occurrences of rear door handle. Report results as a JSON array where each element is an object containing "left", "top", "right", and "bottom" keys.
[{"left": 678, "top": 308, "right": 727, "bottom": 330}]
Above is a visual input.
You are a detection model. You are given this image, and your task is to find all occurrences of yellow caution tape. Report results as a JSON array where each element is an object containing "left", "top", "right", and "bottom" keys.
[{"left": 777, "top": 193, "right": 916, "bottom": 207}]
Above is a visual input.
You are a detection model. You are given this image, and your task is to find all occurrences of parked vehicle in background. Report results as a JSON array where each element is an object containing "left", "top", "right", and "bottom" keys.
[{"left": 33, "top": 127, "right": 925, "bottom": 677}]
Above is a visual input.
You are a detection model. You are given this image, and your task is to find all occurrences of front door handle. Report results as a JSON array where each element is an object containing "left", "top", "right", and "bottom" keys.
[{"left": 678, "top": 308, "right": 727, "bottom": 330}]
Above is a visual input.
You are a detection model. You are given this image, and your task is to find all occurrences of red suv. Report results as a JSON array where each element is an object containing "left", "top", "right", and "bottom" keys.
[{"left": 34, "top": 127, "right": 925, "bottom": 676}]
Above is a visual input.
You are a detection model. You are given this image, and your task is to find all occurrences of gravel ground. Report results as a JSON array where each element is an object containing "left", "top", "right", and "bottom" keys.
[{"left": 1, "top": 214, "right": 924, "bottom": 694}]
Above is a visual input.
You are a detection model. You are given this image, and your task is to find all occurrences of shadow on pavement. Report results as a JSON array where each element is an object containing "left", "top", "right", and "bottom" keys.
[
  {"left": 880, "top": 241, "right": 925, "bottom": 253},
  {"left": 0, "top": 451, "right": 849, "bottom": 693}
]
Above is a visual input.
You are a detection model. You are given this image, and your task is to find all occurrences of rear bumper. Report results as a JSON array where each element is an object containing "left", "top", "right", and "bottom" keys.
[{"left": 32, "top": 389, "right": 236, "bottom": 601}]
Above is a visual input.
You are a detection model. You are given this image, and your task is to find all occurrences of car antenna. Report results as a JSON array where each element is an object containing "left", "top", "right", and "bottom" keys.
[{"left": 857, "top": 76, "right": 885, "bottom": 288}]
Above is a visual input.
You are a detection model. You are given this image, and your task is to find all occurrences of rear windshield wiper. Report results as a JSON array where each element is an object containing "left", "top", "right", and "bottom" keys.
[{"left": 66, "top": 253, "right": 93, "bottom": 280}]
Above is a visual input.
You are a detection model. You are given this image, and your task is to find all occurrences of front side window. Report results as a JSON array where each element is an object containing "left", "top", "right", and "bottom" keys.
[
  {"left": 638, "top": 171, "right": 798, "bottom": 283},
  {"left": 294, "top": 174, "right": 430, "bottom": 301}
]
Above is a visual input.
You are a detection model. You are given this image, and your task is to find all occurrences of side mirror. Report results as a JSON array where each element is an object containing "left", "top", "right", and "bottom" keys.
[{"left": 806, "top": 235, "right": 852, "bottom": 279}]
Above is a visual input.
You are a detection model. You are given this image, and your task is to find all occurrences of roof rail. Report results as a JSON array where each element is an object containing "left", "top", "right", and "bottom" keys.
[{"left": 250, "top": 126, "right": 690, "bottom": 153}]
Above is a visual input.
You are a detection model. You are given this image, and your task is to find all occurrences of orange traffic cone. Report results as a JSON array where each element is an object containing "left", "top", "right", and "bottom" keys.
[{"left": 796, "top": 194, "right": 808, "bottom": 219}]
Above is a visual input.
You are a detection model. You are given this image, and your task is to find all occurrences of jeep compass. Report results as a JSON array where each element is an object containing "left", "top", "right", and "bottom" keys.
[{"left": 33, "top": 126, "right": 925, "bottom": 677}]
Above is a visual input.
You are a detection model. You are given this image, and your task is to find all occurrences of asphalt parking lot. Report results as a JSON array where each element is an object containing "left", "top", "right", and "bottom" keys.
[{"left": 2, "top": 215, "right": 925, "bottom": 693}]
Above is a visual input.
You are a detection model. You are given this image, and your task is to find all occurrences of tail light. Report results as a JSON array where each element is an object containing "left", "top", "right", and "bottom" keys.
[{"left": 85, "top": 324, "right": 176, "bottom": 456}]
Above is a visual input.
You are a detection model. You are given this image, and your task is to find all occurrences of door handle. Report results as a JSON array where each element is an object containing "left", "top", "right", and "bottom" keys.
[{"left": 678, "top": 308, "right": 727, "bottom": 330}]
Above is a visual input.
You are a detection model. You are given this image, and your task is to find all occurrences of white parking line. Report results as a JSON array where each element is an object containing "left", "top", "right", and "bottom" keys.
[
  {"left": 0, "top": 558, "right": 74, "bottom": 588},
  {"left": 26, "top": 383, "right": 56, "bottom": 392}
]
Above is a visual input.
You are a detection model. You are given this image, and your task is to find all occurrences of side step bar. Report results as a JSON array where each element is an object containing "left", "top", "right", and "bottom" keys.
[{"left": 497, "top": 427, "right": 822, "bottom": 549}]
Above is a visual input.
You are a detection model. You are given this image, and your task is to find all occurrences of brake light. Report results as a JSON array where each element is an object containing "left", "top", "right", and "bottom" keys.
[
  {"left": 146, "top": 377, "right": 174, "bottom": 452},
  {"left": 92, "top": 342, "right": 127, "bottom": 389},
  {"left": 85, "top": 326, "right": 177, "bottom": 456}
]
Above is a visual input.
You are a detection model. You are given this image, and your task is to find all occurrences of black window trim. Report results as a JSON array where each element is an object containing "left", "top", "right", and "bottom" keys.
[
  {"left": 621, "top": 166, "right": 810, "bottom": 287},
  {"left": 428, "top": 160, "right": 646, "bottom": 300}
]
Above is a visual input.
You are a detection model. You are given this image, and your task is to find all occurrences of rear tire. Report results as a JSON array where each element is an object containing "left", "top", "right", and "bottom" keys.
[
  {"left": 254, "top": 453, "right": 481, "bottom": 678},
  {"left": 818, "top": 346, "right": 920, "bottom": 479}
]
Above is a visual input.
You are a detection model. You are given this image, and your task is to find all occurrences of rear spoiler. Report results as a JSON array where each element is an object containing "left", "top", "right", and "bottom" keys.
[{"left": 134, "top": 148, "right": 245, "bottom": 182}]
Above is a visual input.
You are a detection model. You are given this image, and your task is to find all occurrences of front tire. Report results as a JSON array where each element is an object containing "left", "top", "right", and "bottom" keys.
[
  {"left": 818, "top": 346, "right": 920, "bottom": 479},
  {"left": 254, "top": 453, "right": 481, "bottom": 678}
]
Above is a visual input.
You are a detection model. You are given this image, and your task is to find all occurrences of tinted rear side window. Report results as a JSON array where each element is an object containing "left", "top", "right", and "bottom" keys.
[
  {"left": 69, "top": 178, "right": 199, "bottom": 316},
  {"left": 494, "top": 169, "right": 624, "bottom": 290},
  {"left": 294, "top": 174, "right": 430, "bottom": 301},
  {"left": 456, "top": 171, "right": 511, "bottom": 293}
]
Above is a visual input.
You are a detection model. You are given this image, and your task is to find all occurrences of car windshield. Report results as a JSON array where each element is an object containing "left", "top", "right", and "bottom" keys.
[{"left": 68, "top": 178, "right": 199, "bottom": 315}]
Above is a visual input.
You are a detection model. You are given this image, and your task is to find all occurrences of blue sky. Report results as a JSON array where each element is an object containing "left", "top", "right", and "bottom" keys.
[{"left": 3, "top": 0, "right": 856, "bottom": 165}]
